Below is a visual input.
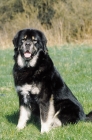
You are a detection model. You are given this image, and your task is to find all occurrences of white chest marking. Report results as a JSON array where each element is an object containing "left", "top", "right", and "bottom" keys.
[
  {"left": 16, "top": 84, "right": 40, "bottom": 104},
  {"left": 16, "top": 83, "right": 41, "bottom": 95}
]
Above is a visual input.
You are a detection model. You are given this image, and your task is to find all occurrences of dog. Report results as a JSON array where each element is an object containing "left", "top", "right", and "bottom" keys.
[{"left": 12, "top": 28, "right": 92, "bottom": 133}]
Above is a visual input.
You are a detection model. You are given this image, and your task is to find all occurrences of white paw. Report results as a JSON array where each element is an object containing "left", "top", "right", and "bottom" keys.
[
  {"left": 41, "top": 124, "right": 50, "bottom": 134},
  {"left": 41, "top": 128, "right": 49, "bottom": 134},
  {"left": 17, "top": 123, "right": 26, "bottom": 130}
]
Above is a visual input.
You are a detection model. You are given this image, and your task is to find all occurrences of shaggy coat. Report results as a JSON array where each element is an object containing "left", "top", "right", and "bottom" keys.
[{"left": 13, "top": 29, "right": 92, "bottom": 133}]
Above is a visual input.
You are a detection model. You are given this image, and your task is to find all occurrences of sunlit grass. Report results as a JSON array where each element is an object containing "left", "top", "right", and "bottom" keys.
[{"left": 0, "top": 45, "right": 92, "bottom": 140}]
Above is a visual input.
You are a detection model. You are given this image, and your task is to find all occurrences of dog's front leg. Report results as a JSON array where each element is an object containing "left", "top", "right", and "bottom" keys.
[
  {"left": 17, "top": 94, "right": 31, "bottom": 130},
  {"left": 40, "top": 96, "right": 55, "bottom": 133},
  {"left": 17, "top": 105, "right": 31, "bottom": 130}
]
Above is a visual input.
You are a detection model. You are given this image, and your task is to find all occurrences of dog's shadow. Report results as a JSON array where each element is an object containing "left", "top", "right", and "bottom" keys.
[{"left": 6, "top": 111, "right": 40, "bottom": 131}]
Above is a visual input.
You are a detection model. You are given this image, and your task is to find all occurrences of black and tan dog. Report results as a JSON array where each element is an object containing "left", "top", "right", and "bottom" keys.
[{"left": 13, "top": 29, "right": 92, "bottom": 133}]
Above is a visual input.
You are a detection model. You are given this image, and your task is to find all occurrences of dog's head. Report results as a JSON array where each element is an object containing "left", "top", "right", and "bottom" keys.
[{"left": 13, "top": 29, "right": 48, "bottom": 67}]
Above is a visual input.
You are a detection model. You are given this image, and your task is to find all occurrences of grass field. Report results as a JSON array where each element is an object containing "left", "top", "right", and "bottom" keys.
[{"left": 0, "top": 45, "right": 92, "bottom": 140}]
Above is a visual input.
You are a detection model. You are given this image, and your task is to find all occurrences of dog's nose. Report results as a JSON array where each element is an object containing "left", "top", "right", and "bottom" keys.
[{"left": 25, "top": 42, "right": 30, "bottom": 47}]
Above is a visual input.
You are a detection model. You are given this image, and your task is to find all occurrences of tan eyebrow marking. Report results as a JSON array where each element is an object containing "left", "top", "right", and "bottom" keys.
[
  {"left": 24, "top": 35, "right": 27, "bottom": 39},
  {"left": 32, "top": 36, "right": 37, "bottom": 41},
  {"left": 32, "top": 36, "right": 35, "bottom": 40}
]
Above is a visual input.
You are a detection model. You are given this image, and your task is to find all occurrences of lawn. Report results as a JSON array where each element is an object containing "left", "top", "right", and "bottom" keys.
[{"left": 0, "top": 45, "right": 92, "bottom": 140}]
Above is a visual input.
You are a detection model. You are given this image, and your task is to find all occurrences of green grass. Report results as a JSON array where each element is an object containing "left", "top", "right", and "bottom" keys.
[{"left": 0, "top": 45, "right": 92, "bottom": 140}]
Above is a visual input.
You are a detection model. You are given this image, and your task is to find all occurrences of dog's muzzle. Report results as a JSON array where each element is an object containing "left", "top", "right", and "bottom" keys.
[{"left": 23, "top": 42, "right": 37, "bottom": 60}]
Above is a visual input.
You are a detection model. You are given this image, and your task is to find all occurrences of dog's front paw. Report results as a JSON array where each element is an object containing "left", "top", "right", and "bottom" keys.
[
  {"left": 17, "top": 122, "right": 26, "bottom": 130},
  {"left": 41, "top": 128, "right": 49, "bottom": 134},
  {"left": 41, "top": 124, "right": 50, "bottom": 134}
]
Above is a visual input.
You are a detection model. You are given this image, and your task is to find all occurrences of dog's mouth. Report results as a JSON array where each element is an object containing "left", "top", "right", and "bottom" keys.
[{"left": 24, "top": 51, "right": 31, "bottom": 58}]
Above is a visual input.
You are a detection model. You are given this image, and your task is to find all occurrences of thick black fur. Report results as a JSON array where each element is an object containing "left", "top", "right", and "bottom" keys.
[{"left": 13, "top": 29, "right": 92, "bottom": 132}]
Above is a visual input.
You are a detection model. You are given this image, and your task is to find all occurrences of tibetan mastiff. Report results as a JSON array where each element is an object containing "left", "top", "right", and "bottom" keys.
[{"left": 12, "top": 29, "right": 92, "bottom": 133}]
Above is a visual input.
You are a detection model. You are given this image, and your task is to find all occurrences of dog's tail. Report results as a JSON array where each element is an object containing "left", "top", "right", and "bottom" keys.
[{"left": 85, "top": 111, "right": 92, "bottom": 121}]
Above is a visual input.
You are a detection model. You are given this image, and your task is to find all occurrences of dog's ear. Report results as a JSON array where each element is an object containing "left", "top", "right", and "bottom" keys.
[
  {"left": 39, "top": 31, "right": 48, "bottom": 54},
  {"left": 43, "top": 40, "right": 48, "bottom": 54},
  {"left": 12, "top": 30, "right": 22, "bottom": 48}
]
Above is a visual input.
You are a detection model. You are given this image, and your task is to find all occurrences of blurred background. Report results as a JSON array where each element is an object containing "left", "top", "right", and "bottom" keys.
[{"left": 0, "top": 0, "right": 92, "bottom": 48}]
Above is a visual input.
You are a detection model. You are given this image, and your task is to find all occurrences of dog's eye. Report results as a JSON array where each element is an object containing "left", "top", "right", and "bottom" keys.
[
  {"left": 21, "top": 38, "right": 26, "bottom": 42},
  {"left": 33, "top": 39, "right": 38, "bottom": 44}
]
